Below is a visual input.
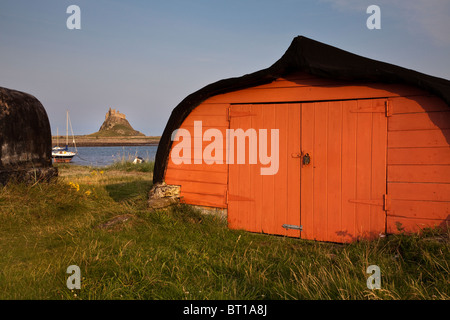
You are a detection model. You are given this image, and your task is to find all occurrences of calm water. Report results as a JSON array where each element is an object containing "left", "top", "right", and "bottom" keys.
[{"left": 66, "top": 146, "right": 158, "bottom": 167}]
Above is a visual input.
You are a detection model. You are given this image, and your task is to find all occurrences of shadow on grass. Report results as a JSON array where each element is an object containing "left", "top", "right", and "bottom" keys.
[{"left": 105, "top": 180, "right": 153, "bottom": 202}]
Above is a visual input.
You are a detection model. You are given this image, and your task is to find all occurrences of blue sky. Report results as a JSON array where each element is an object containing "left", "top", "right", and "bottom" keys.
[{"left": 1, "top": 0, "right": 449, "bottom": 136}]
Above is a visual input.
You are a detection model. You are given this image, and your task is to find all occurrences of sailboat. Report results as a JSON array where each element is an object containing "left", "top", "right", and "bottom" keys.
[
  {"left": 52, "top": 128, "right": 65, "bottom": 151},
  {"left": 52, "top": 110, "right": 77, "bottom": 163}
]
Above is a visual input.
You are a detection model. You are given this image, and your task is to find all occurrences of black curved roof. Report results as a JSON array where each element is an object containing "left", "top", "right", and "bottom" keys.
[{"left": 153, "top": 35, "right": 450, "bottom": 184}]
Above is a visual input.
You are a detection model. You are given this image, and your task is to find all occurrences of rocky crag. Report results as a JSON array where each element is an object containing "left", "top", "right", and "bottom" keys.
[{"left": 90, "top": 108, "right": 145, "bottom": 137}]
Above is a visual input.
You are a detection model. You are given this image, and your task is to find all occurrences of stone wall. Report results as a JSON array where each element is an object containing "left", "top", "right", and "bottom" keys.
[
  {"left": 148, "top": 182, "right": 228, "bottom": 221},
  {"left": 148, "top": 182, "right": 181, "bottom": 209}
]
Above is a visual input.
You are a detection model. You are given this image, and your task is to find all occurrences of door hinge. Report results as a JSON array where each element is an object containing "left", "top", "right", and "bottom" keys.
[
  {"left": 227, "top": 106, "right": 257, "bottom": 120},
  {"left": 282, "top": 224, "right": 303, "bottom": 231},
  {"left": 348, "top": 199, "right": 383, "bottom": 206},
  {"left": 348, "top": 195, "right": 390, "bottom": 212},
  {"left": 385, "top": 100, "right": 392, "bottom": 117}
]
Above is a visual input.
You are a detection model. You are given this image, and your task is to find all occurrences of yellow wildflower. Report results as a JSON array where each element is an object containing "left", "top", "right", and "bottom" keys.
[{"left": 68, "top": 181, "right": 80, "bottom": 192}]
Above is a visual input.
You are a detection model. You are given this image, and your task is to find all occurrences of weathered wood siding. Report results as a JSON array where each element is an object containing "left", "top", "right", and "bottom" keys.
[
  {"left": 165, "top": 72, "right": 449, "bottom": 238},
  {"left": 165, "top": 103, "right": 229, "bottom": 208},
  {"left": 387, "top": 96, "right": 450, "bottom": 232}
]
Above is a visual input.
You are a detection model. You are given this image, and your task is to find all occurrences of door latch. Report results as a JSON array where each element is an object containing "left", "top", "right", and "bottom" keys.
[{"left": 282, "top": 224, "right": 303, "bottom": 231}]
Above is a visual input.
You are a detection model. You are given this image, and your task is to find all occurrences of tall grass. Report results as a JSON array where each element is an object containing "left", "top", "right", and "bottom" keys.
[
  {"left": 105, "top": 161, "right": 154, "bottom": 173},
  {"left": 105, "top": 149, "right": 154, "bottom": 172},
  {"left": 0, "top": 165, "right": 448, "bottom": 300}
]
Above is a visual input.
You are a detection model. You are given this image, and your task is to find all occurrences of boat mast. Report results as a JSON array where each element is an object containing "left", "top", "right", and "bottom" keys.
[
  {"left": 68, "top": 111, "right": 78, "bottom": 154},
  {"left": 66, "top": 110, "right": 69, "bottom": 148}
]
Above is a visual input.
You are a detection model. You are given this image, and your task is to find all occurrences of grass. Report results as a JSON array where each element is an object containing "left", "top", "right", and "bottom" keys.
[
  {"left": 105, "top": 160, "right": 154, "bottom": 173},
  {"left": 0, "top": 161, "right": 448, "bottom": 300}
]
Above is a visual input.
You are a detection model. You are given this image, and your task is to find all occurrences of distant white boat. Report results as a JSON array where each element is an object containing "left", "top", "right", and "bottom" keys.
[
  {"left": 52, "top": 110, "right": 77, "bottom": 163},
  {"left": 52, "top": 149, "right": 76, "bottom": 163},
  {"left": 133, "top": 156, "right": 145, "bottom": 164}
]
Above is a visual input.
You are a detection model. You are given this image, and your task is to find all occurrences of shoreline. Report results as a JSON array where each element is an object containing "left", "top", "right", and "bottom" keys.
[{"left": 52, "top": 135, "right": 160, "bottom": 147}]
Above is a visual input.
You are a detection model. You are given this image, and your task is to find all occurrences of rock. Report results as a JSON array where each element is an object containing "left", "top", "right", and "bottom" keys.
[
  {"left": 148, "top": 182, "right": 181, "bottom": 209},
  {"left": 91, "top": 108, "right": 144, "bottom": 137},
  {"left": 97, "top": 214, "right": 134, "bottom": 231},
  {"left": 0, "top": 87, "right": 57, "bottom": 185}
]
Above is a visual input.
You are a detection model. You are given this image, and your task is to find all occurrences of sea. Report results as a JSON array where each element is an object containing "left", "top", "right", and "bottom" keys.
[{"left": 67, "top": 145, "right": 158, "bottom": 167}]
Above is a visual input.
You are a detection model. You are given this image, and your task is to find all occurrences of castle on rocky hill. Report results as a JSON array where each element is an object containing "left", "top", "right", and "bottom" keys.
[
  {"left": 93, "top": 107, "right": 144, "bottom": 136},
  {"left": 105, "top": 108, "right": 126, "bottom": 120}
]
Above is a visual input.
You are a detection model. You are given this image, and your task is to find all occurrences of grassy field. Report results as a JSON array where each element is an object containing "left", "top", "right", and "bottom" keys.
[{"left": 0, "top": 162, "right": 448, "bottom": 300}]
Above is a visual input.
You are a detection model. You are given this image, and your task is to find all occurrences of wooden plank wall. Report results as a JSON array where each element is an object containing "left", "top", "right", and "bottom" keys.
[
  {"left": 165, "top": 103, "right": 229, "bottom": 208},
  {"left": 165, "top": 72, "right": 449, "bottom": 234},
  {"left": 387, "top": 96, "right": 450, "bottom": 232},
  {"left": 300, "top": 99, "right": 387, "bottom": 242},
  {"left": 227, "top": 104, "right": 302, "bottom": 238}
]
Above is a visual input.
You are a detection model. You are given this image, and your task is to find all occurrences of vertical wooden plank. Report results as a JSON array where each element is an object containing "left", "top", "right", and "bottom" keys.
[
  {"left": 227, "top": 105, "right": 237, "bottom": 228},
  {"left": 370, "top": 100, "right": 388, "bottom": 237},
  {"left": 273, "top": 104, "right": 289, "bottom": 236},
  {"left": 312, "top": 102, "right": 329, "bottom": 241},
  {"left": 286, "top": 104, "right": 302, "bottom": 237},
  {"left": 251, "top": 104, "right": 263, "bottom": 234},
  {"left": 245, "top": 104, "right": 255, "bottom": 232},
  {"left": 245, "top": 105, "right": 256, "bottom": 232},
  {"left": 341, "top": 100, "right": 358, "bottom": 242},
  {"left": 251, "top": 105, "right": 264, "bottom": 232},
  {"left": 228, "top": 106, "right": 241, "bottom": 229},
  {"left": 261, "top": 105, "right": 276, "bottom": 235},
  {"left": 300, "top": 102, "right": 315, "bottom": 240},
  {"left": 326, "top": 101, "right": 343, "bottom": 242},
  {"left": 355, "top": 100, "right": 373, "bottom": 239},
  {"left": 227, "top": 105, "right": 242, "bottom": 230}
]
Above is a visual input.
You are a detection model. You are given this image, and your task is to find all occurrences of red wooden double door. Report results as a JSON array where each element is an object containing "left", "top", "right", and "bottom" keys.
[{"left": 228, "top": 99, "right": 388, "bottom": 242}]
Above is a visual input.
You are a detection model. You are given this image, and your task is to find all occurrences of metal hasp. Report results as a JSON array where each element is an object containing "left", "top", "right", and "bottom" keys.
[
  {"left": 302, "top": 153, "right": 310, "bottom": 165},
  {"left": 282, "top": 224, "right": 303, "bottom": 231}
]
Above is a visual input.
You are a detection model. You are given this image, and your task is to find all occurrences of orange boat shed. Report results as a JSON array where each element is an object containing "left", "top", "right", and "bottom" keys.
[{"left": 153, "top": 36, "right": 450, "bottom": 243}]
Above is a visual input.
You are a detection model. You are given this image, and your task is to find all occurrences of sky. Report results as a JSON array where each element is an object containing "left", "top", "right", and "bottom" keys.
[{"left": 1, "top": 0, "right": 449, "bottom": 136}]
